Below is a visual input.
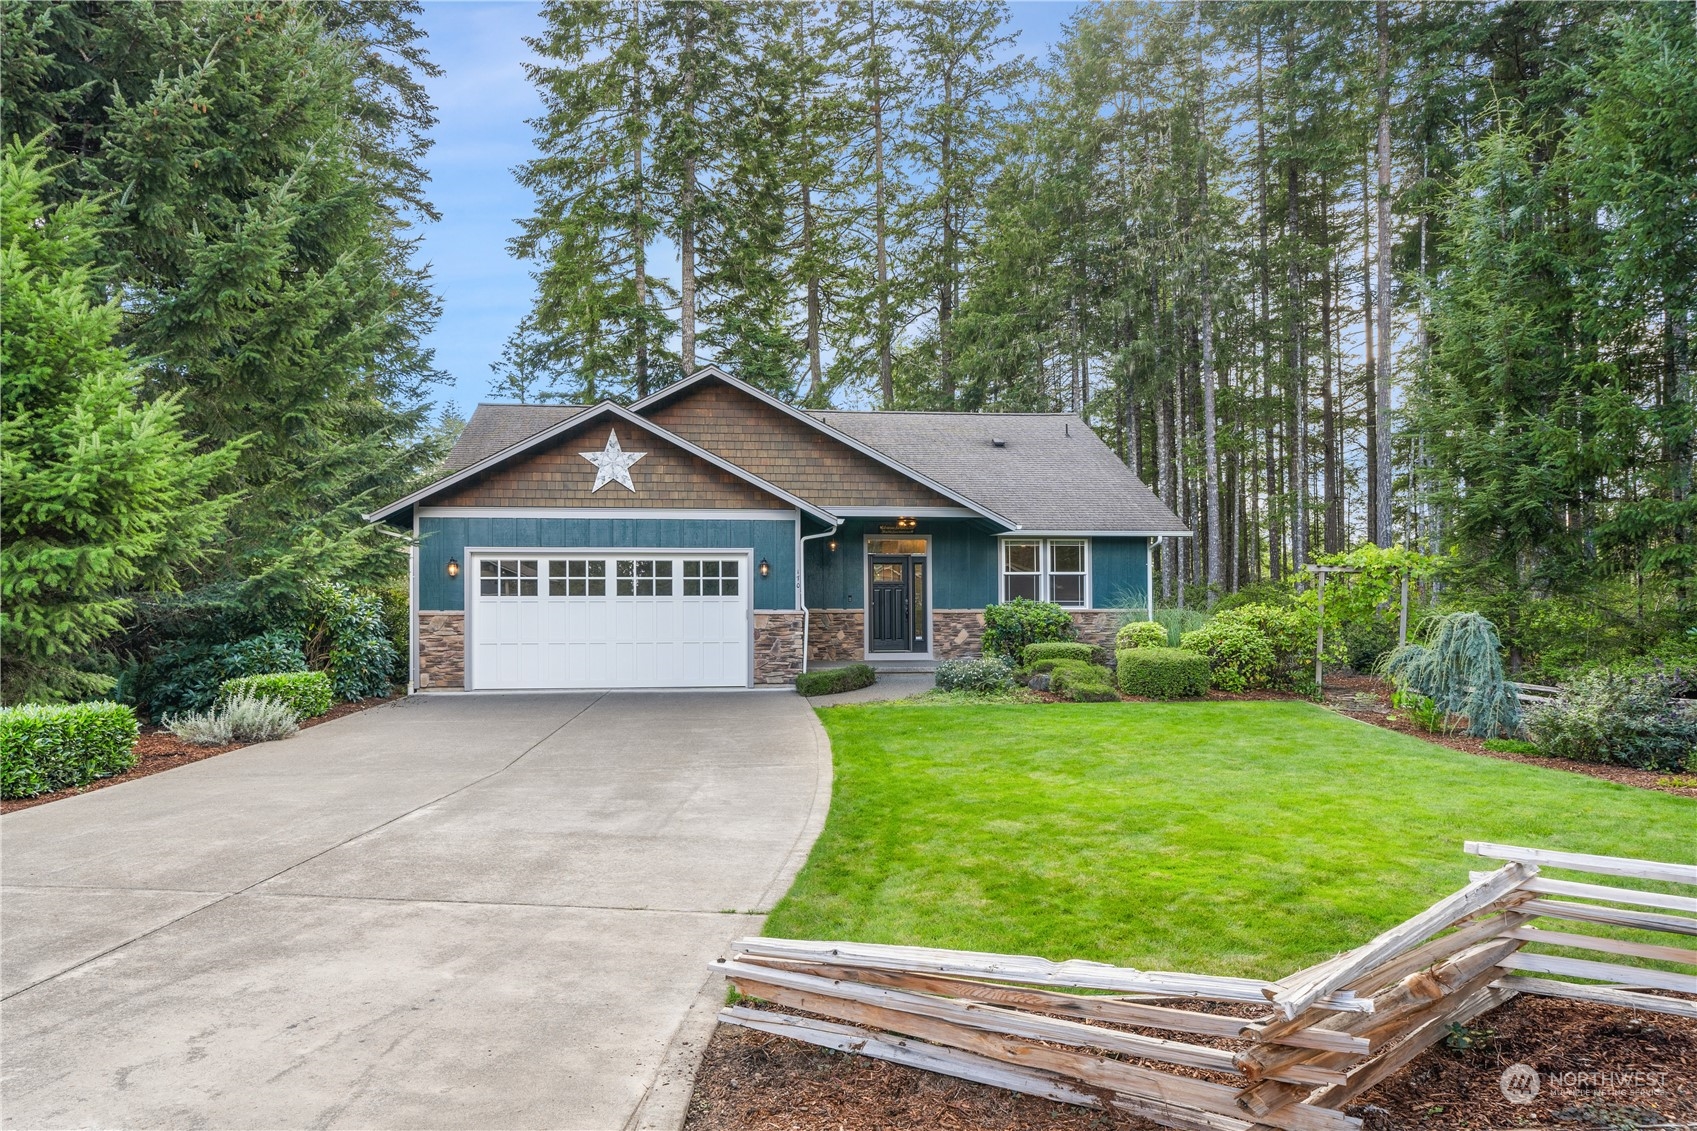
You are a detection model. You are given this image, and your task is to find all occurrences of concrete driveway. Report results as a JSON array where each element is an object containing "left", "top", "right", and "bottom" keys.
[{"left": 0, "top": 691, "right": 830, "bottom": 1130}]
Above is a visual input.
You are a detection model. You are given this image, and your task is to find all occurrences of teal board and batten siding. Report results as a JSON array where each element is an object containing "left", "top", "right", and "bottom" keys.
[
  {"left": 417, "top": 515, "right": 798, "bottom": 611},
  {"left": 802, "top": 518, "right": 1148, "bottom": 611}
]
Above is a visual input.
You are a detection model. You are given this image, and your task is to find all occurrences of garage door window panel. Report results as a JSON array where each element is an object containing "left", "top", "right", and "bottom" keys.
[
  {"left": 481, "top": 559, "right": 538, "bottom": 597},
  {"left": 550, "top": 559, "right": 606, "bottom": 597}
]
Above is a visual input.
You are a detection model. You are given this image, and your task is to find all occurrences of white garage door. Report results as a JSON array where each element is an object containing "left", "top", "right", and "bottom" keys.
[{"left": 468, "top": 552, "right": 750, "bottom": 689}]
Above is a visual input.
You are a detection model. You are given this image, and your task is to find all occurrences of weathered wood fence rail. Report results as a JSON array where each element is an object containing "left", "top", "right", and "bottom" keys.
[{"left": 713, "top": 841, "right": 1697, "bottom": 1131}]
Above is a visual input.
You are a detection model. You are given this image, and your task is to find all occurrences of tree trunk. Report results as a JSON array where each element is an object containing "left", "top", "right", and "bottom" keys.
[
  {"left": 678, "top": 10, "right": 697, "bottom": 375},
  {"left": 1362, "top": 154, "right": 1378, "bottom": 544},
  {"left": 1158, "top": 379, "right": 1175, "bottom": 601},
  {"left": 1373, "top": 0, "right": 1394, "bottom": 546},
  {"left": 872, "top": 1, "right": 892, "bottom": 408},
  {"left": 1320, "top": 177, "right": 1338, "bottom": 554},
  {"left": 631, "top": 0, "right": 649, "bottom": 397},
  {"left": 1195, "top": 0, "right": 1221, "bottom": 602}
]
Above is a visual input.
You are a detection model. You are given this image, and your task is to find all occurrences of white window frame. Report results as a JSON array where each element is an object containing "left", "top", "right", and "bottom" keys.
[{"left": 1000, "top": 538, "right": 1091, "bottom": 608}]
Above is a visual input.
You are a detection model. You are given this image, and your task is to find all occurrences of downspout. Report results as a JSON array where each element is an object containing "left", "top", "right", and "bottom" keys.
[{"left": 798, "top": 521, "right": 841, "bottom": 676}]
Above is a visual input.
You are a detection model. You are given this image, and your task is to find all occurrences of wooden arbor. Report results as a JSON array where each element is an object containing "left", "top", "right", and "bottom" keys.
[{"left": 713, "top": 842, "right": 1696, "bottom": 1131}]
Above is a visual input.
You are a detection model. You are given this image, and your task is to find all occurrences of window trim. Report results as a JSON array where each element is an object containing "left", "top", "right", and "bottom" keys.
[{"left": 1000, "top": 538, "right": 1091, "bottom": 608}]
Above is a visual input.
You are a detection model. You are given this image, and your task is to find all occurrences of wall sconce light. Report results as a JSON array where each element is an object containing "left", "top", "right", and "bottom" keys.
[
  {"left": 446, "top": 557, "right": 460, "bottom": 578},
  {"left": 828, "top": 540, "right": 838, "bottom": 552},
  {"left": 758, "top": 558, "right": 771, "bottom": 578},
  {"left": 897, "top": 516, "right": 915, "bottom": 529}
]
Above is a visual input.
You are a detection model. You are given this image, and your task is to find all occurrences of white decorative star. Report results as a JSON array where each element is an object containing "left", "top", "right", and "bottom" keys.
[{"left": 581, "top": 428, "right": 646, "bottom": 492}]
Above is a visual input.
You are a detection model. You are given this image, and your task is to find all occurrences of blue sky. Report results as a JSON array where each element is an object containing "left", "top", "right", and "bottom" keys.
[{"left": 412, "top": 1, "right": 1082, "bottom": 417}]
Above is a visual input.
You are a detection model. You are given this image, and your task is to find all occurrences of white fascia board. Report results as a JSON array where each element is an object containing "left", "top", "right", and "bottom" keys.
[
  {"left": 827, "top": 506, "right": 979, "bottom": 518},
  {"left": 628, "top": 368, "right": 1017, "bottom": 529},
  {"left": 996, "top": 530, "right": 1194, "bottom": 538},
  {"left": 417, "top": 506, "right": 798, "bottom": 521},
  {"left": 364, "top": 401, "right": 839, "bottom": 527}
]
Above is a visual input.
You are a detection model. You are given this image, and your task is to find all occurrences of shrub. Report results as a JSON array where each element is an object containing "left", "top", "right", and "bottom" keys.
[
  {"left": 1153, "top": 606, "right": 1209, "bottom": 646},
  {"left": 1383, "top": 612, "right": 1520, "bottom": 739},
  {"left": 1116, "top": 621, "right": 1169, "bottom": 651},
  {"left": 980, "top": 599, "right": 1076, "bottom": 658},
  {"left": 0, "top": 702, "right": 139, "bottom": 799},
  {"left": 122, "top": 628, "right": 308, "bottom": 719},
  {"left": 1022, "top": 642, "right": 1098, "bottom": 666},
  {"left": 1048, "top": 660, "right": 1119, "bottom": 702},
  {"left": 220, "top": 671, "right": 333, "bottom": 719},
  {"left": 796, "top": 664, "right": 876, "bottom": 697},
  {"left": 309, "top": 583, "right": 398, "bottom": 702},
  {"left": 1524, "top": 670, "right": 1696, "bottom": 772},
  {"left": 1181, "top": 603, "right": 1320, "bottom": 692},
  {"left": 168, "top": 691, "right": 299, "bottom": 746},
  {"left": 1116, "top": 648, "right": 1210, "bottom": 699},
  {"left": 935, "top": 656, "right": 1015, "bottom": 693}
]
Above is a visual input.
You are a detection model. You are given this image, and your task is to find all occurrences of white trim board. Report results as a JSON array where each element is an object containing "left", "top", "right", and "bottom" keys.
[
  {"left": 418, "top": 506, "right": 798, "bottom": 521},
  {"left": 998, "top": 530, "right": 1192, "bottom": 538},
  {"left": 828, "top": 506, "right": 980, "bottom": 519}
]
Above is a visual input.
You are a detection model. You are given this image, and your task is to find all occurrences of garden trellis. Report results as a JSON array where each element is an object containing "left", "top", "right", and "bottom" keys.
[{"left": 714, "top": 842, "right": 1696, "bottom": 1131}]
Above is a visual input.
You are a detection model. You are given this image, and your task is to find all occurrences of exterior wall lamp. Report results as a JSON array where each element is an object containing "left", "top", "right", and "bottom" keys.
[
  {"left": 758, "top": 558, "right": 771, "bottom": 578},
  {"left": 446, "top": 557, "right": 460, "bottom": 578},
  {"left": 828, "top": 540, "right": 838, "bottom": 552}
]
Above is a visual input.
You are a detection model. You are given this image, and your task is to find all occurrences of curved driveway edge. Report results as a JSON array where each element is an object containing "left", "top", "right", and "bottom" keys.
[{"left": 0, "top": 690, "right": 831, "bottom": 1131}]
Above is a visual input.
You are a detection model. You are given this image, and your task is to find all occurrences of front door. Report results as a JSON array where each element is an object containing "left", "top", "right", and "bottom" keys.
[{"left": 868, "top": 554, "right": 927, "bottom": 653}]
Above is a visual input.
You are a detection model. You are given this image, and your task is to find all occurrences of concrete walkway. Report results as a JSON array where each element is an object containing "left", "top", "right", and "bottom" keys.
[{"left": 0, "top": 691, "right": 830, "bottom": 1131}]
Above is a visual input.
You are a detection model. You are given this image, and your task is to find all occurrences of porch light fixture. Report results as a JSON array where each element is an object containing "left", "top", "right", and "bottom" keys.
[
  {"left": 759, "top": 558, "right": 771, "bottom": 578},
  {"left": 828, "top": 540, "right": 838, "bottom": 552},
  {"left": 446, "top": 557, "right": 460, "bottom": 578}
]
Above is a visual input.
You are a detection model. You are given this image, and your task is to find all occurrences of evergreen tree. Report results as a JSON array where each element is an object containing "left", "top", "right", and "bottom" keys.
[{"left": 1, "top": 142, "right": 235, "bottom": 703}]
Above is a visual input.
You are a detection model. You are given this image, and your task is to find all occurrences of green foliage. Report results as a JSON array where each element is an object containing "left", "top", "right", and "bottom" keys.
[
  {"left": 0, "top": 141, "right": 235, "bottom": 703},
  {"left": 220, "top": 672, "right": 333, "bottom": 721},
  {"left": 308, "top": 584, "right": 399, "bottom": 701},
  {"left": 796, "top": 664, "right": 876, "bottom": 697},
  {"left": 980, "top": 599, "right": 1076, "bottom": 659},
  {"left": 1525, "top": 671, "right": 1696, "bottom": 772},
  {"left": 935, "top": 656, "right": 1014, "bottom": 693},
  {"left": 0, "top": 701, "right": 138, "bottom": 799},
  {"left": 1383, "top": 613, "right": 1521, "bottom": 739},
  {"left": 1115, "top": 647, "right": 1210, "bottom": 700},
  {"left": 1047, "top": 660, "right": 1118, "bottom": 702},
  {"left": 1389, "top": 689, "right": 1446, "bottom": 735},
  {"left": 1152, "top": 606, "right": 1208, "bottom": 648},
  {"left": 1022, "top": 642, "right": 1098, "bottom": 666},
  {"left": 168, "top": 691, "right": 299, "bottom": 746},
  {"left": 122, "top": 628, "right": 308, "bottom": 721},
  {"left": 1181, "top": 604, "right": 1320, "bottom": 692},
  {"left": 1115, "top": 621, "right": 1169, "bottom": 651},
  {"left": 1483, "top": 738, "right": 1541, "bottom": 755}
]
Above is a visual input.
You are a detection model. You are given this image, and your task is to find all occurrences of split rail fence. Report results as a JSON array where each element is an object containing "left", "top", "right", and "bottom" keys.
[{"left": 713, "top": 841, "right": 1697, "bottom": 1131}]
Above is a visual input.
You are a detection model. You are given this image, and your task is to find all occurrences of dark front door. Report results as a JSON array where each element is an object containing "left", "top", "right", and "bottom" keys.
[{"left": 869, "top": 554, "right": 927, "bottom": 653}]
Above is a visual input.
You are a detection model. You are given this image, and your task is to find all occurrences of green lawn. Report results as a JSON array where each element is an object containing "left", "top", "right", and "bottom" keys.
[{"left": 764, "top": 698, "right": 1695, "bottom": 979}]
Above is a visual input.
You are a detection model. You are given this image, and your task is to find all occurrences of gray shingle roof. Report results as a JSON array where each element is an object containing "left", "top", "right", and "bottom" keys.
[
  {"left": 811, "top": 410, "right": 1188, "bottom": 534},
  {"left": 439, "top": 400, "right": 1187, "bottom": 534},
  {"left": 444, "top": 403, "right": 588, "bottom": 471}
]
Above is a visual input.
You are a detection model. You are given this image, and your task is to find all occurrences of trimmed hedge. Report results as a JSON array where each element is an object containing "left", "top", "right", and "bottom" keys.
[
  {"left": 981, "top": 599, "right": 1076, "bottom": 658},
  {"left": 935, "top": 656, "right": 1015, "bottom": 693},
  {"left": 1116, "top": 621, "right": 1169, "bottom": 651},
  {"left": 1, "top": 702, "right": 139, "bottom": 799},
  {"left": 1048, "top": 660, "right": 1120, "bottom": 703},
  {"left": 1022, "top": 641, "right": 1098, "bottom": 666},
  {"left": 220, "top": 671, "right": 333, "bottom": 719},
  {"left": 796, "top": 664, "right": 876, "bottom": 697},
  {"left": 1116, "top": 647, "right": 1211, "bottom": 699}
]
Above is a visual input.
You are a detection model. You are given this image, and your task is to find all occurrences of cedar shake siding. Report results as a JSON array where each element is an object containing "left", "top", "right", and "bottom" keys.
[
  {"left": 433, "top": 420, "right": 785, "bottom": 510},
  {"left": 646, "top": 381, "right": 955, "bottom": 510}
]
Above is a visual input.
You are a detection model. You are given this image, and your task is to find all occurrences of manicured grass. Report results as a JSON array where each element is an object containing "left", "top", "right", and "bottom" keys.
[{"left": 764, "top": 699, "right": 1695, "bottom": 979}]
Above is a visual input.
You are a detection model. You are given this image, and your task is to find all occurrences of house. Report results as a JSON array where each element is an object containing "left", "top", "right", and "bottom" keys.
[{"left": 367, "top": 367, "right": 1190, "bottom": 690}]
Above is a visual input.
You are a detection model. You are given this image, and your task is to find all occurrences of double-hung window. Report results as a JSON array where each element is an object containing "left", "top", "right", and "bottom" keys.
[{"left": 1001, "top": 539, "right": 1088, "bottom": 608}]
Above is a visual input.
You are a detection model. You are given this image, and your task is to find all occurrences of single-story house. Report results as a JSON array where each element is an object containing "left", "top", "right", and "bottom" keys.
[{"left": 368, "top": 366, "right": 1190, "bottom": 690}]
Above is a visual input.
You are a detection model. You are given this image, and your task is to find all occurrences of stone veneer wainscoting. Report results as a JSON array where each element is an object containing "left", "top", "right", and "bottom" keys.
[
  {"left": 932, "top": 608, "right": 1124, "bottom": 660},
  {"left": 753, "top": 612, "right": 806, "bottom": 685},
  {"left": 418, "top": 613, "right": 465, "bottom": 689},
  {"left": 807, "top": 609, "right": 864, "bottom": 662}
]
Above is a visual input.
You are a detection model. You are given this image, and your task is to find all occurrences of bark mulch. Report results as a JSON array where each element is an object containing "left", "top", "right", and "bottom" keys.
[
  {"left": 0, "top": 696, "right": 394, "bottom": 814},
  {"left": 683, "top": 996, "right": 1697, "bottom": 1131},
  {"left": 1319, "top": 674, "right": 1697, "bottom": 799}
]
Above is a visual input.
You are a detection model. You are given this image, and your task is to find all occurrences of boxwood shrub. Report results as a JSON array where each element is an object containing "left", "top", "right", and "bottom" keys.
[
  {"left": 1116, "top": 647, "right": 1211, "bottom": 699},
  {"left": 1048, "top": 660, "right": 1120, "bottom": 702},
  {"left": 220, "top": 671, "right": 333, "bottom": 720},
  {"left": 1021, "top": 641, "right": 1099, "bottom": 666},
  {"left": 1116, "top": 621, "right": 1169, "bottom": 651},
  {"left": 796, "top": 664, "right": 876, "bottom": 697},
  {"left": 1, "top": 702, "right": 140, "bottom": 799},
  {"left": 935, "top": 656, "right": 1015, "bottom": 693},
  {"left": 980, "top": 599, "right": 1076, "bottom": 659}
]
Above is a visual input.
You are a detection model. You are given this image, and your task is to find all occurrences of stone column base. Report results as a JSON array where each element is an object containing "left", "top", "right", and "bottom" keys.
[
  {"left": 807, "top": 609, "right": 864, "bottom": 662},
  {"left": 418, "top": 612, "right": 465, "bottom": 689},
  {"left": 754, "top": 612, "right": 805, "bottom": 685}
]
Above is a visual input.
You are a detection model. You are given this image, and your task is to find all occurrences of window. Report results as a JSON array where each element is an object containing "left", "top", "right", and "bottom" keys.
[
  {"left": 683, "top": 559, "right": 740, "bottom": 597},
  {"left": 1000, "top": 540, "right": 1088, "bottom": 607},
  {"left": 549, "top": 559, "right": 606, "bottom": 597},
  {"left": 616, "top": 558, "right": 673, "bottom": 597},
  {"left": 1048, "top": 541, "right": 1086, "bottom": 607},
  {"left": 867, "top": 538, "right": 927, "bottom": 555},
  {"left": 1002, "top": 541, "right": 1041, "bottom": 601},
  {"left": 479, "top": 559, "right": 537, "bottom": 597}
]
